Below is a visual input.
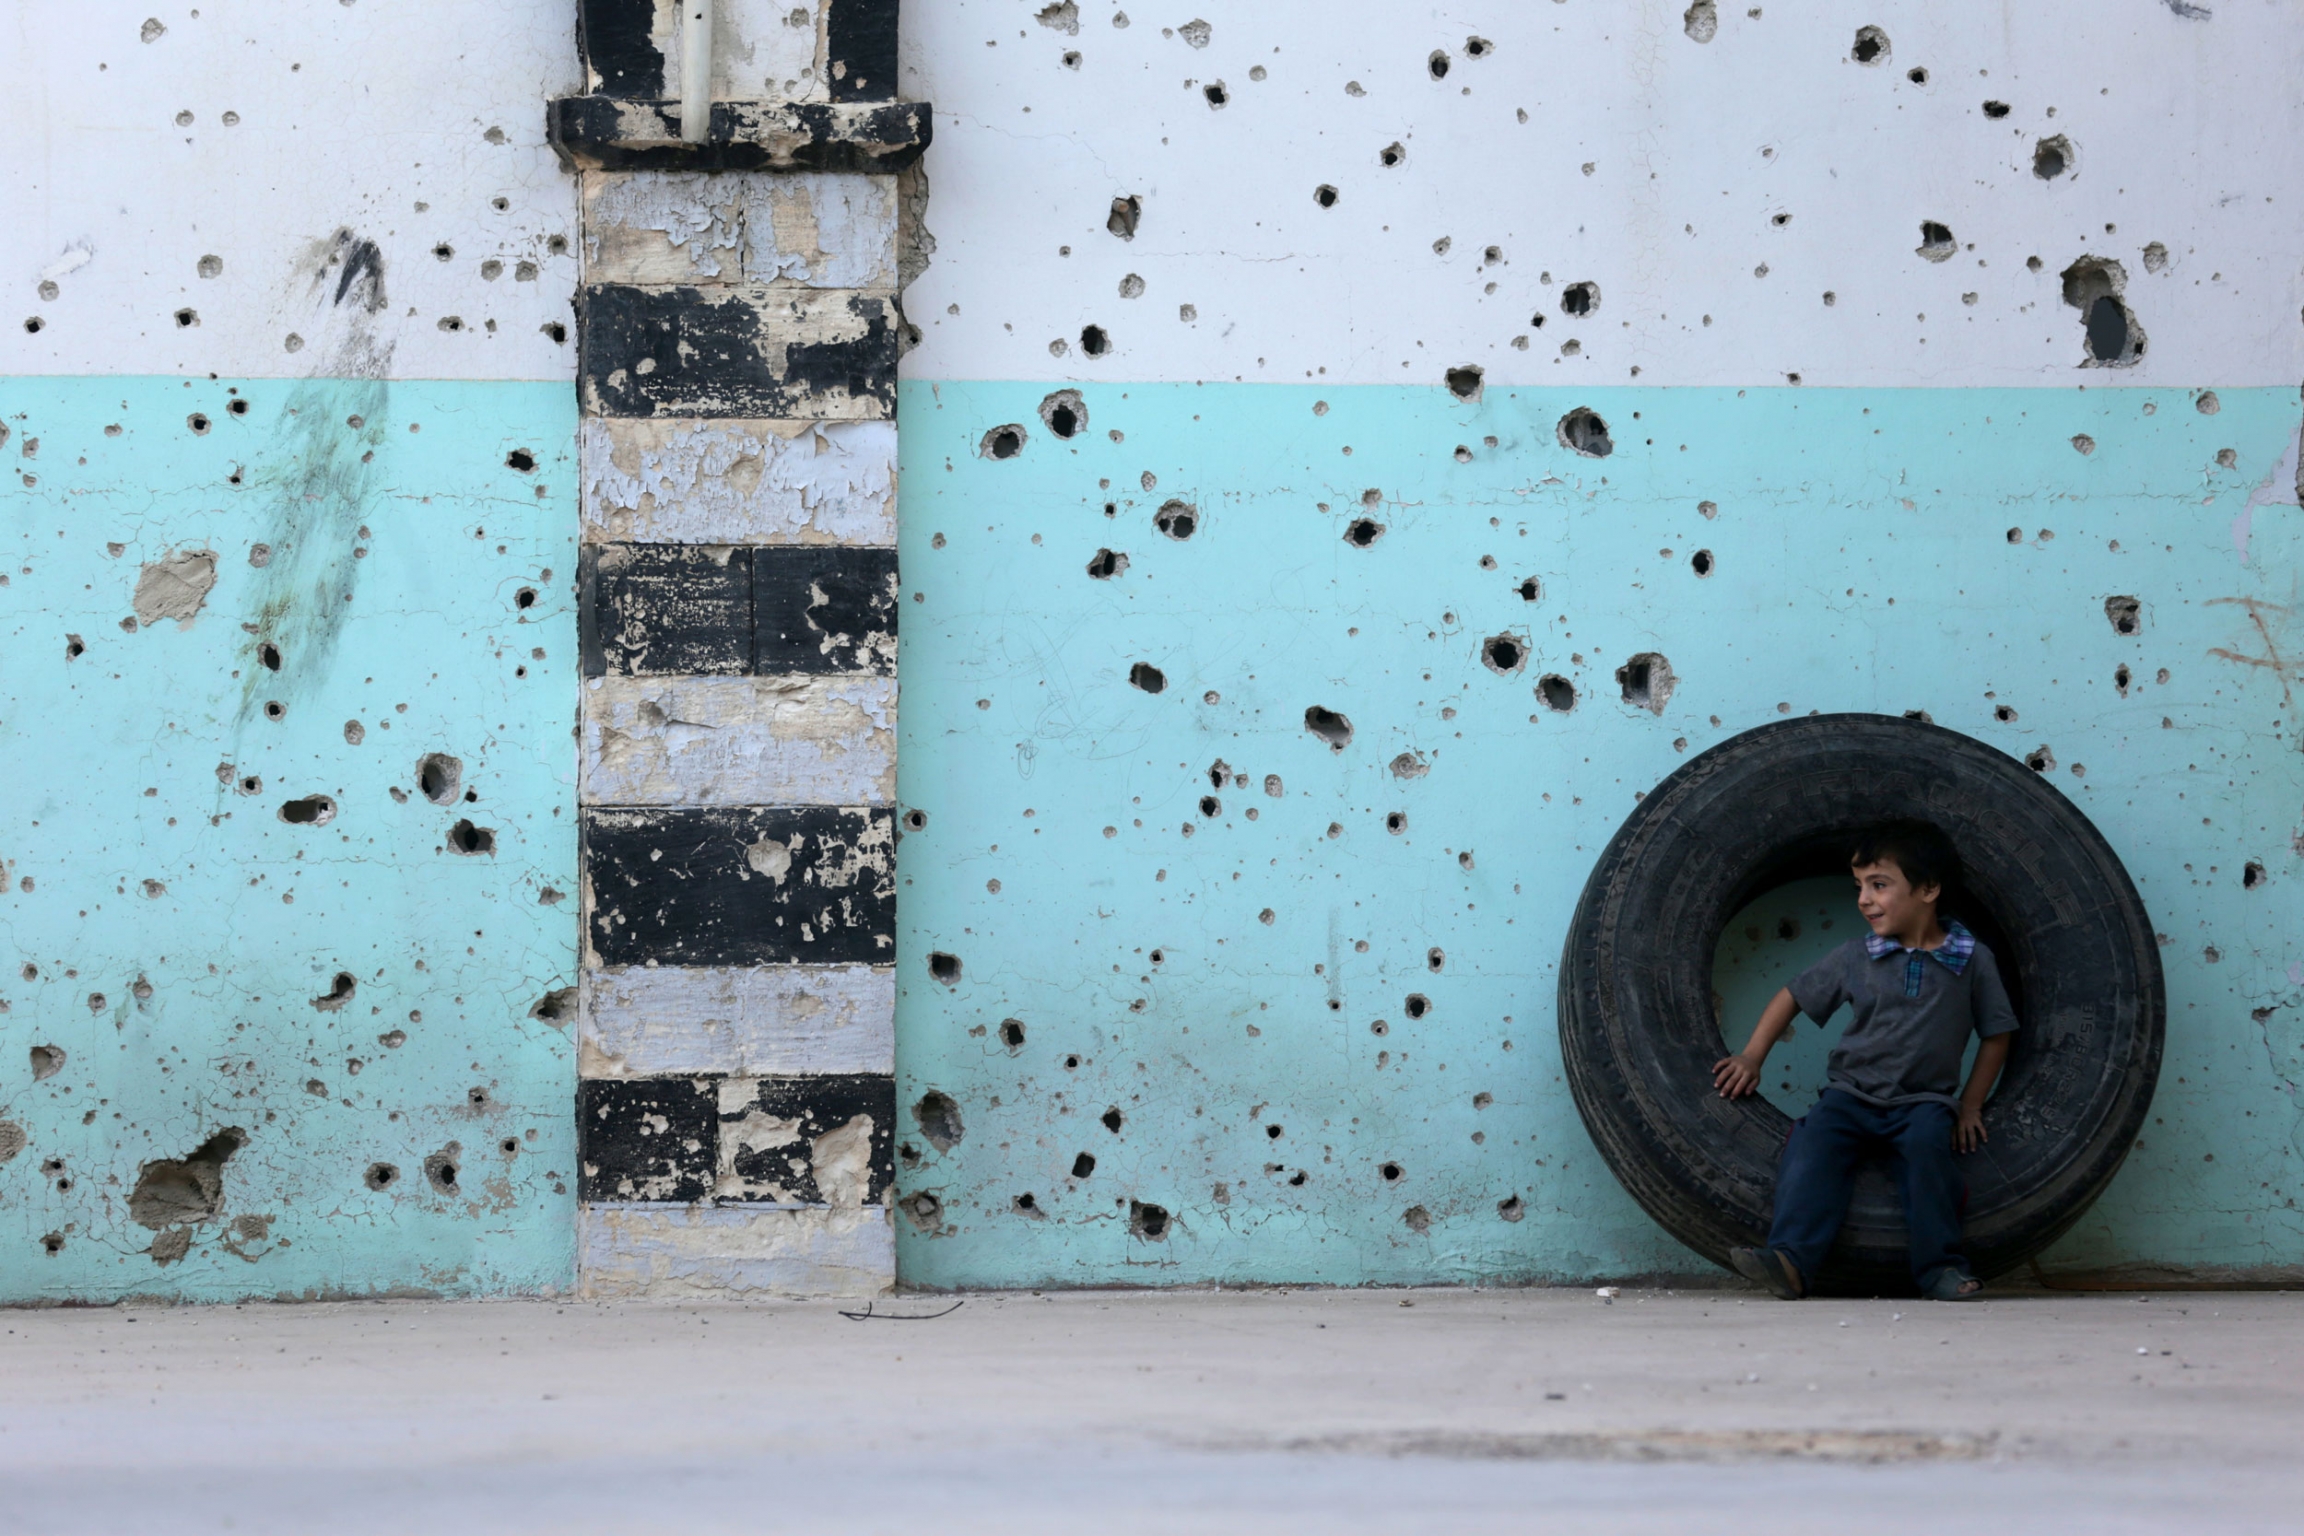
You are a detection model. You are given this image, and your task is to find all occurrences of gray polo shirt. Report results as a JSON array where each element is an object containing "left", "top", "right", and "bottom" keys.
[{"left": 1788, "top": 933, "right": 2019, "bottom": 1109}]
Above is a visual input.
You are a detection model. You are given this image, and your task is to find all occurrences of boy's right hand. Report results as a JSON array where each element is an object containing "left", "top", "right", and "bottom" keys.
[{"left": 1712, "top": 1053, "right": 1762, "bottom": 1099}]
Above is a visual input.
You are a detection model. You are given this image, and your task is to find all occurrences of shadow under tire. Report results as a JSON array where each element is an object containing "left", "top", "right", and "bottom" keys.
[{"left": 1558, "top": 714, "right": 2163, "bottom": 1293}]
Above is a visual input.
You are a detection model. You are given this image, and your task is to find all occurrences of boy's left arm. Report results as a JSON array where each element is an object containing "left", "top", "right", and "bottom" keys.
[
  {"left": 1957, "top": 947, "right": 2021, "bottom": 1152},
  {"left": 1955, "top": 1035, "right": 2011, "bottom": 1152}
]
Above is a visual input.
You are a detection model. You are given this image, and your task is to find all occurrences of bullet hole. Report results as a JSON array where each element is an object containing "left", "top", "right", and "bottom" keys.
[
  {"left": 1983, "top": 99, "right": 2011, "bottom": 118},
  {"left": 1616, "top": 653, "right": 1677, "bottom": 714},
  {"left": 1074, "top": 323, "right": 1110, "bottom": 357},
  {"left": 1684, "top": 0, "right": 1718, "bottom": 42},
  {"left": 1153, "top": 500, "right": 1198, "bottom": 541},
  {"left": 1203, "top": 81, "right": 1228, "bottom": 107},
  {"left": 446, "top": 819, "right": 495, "bottom": 855},
  {"left": 1130, "top": 662, "right": 1167, "bottom": 693},
  {"left": 529, "top": 987, "right": 576, "bottom": 1023},
  {"left": 979, "top": 424, "right": 1027, "bottom": 459},
  {"left": 1561, "top": 281, "right": 1599, "bottom": 317},
  {"left": 1496, "top": 1194, "right": 1526, "bottom": 1223},
  {"left": 2033, "top": 135, "right": 2073, "bottom": 180},
  {"left": 278, "top": 795, "right": 337, "bottom": 827},
  {"left": 2244, "top": 861, "right": 2267, "bottom": 890},
  {"left": 2072, "top": 434, "right": 2096, "bottom": 455},
  {"left": 417, "top": 753, "right": 463, "bottom": 805},
  {"left": 2026, "top": 746, "right": 2057, "bottom": 774},
  {"left": 1482, "top": 633, "right": 1528, "bottom": 675},
  {"left": 1907, "top": 66, "right": 1927, "bottom": 84},
  {"left": 1072, "top": 1151, "right": 1097, "bottom": 1178},
  {"left": 1851, "top": 25, "right": 1889, "bottom": 63},
  {"left": 1313, "top": 184, "right": 1339, "bottom": 208},
  {"left": 225, "top": 398, "right": 252, "bottom": 420},
  {"left": 2197, "top": 390, "right": 2221, "bottom": 416},
  {"left": 64, "top": 634, "right": 84, "bottom": 661},
  {"left": 1691, "top": 549, "right": 1715, "bottom": 577},
  {"left": 2109, "top": 663, "right": 2134, "bottom": 698},
  {"left": 1446, "top": 365, "right": 1485, "bottom": 401},
  {"left": 1403, "top": 1205, "right": 1431, "bottom": 1233},
  {"left": 236, "top": 774, "right": 262, "bottom": 796},
  {"left": 1303, "top": 706, "right": 1354, "bottom": 751},
  {"left": 914, "top": 1091, "right": 965, "bottom": 1152},
  {"left": 1038, "top": 389, "right": 1087, "bottom": 439},
  {"left": 1074, "top": 546, "right": 1128, "bottom": 582},
  {"left": 133, "top": 977, "right": 153, "bottom": 1002},
  {"left": 141, "top": 879, "right": 166, "bottom": 899},
  {"left": 423, "top": 1144, "right": 462, "bottom": 1195},
  {"left": 1916, "top": 222, "right": 1957, "bottom": 262},
  {"left": 1198, "top": 795, "right": 1222, "bottom": 820},
  {"left": 2105, "top": 595, "right": 2141, "bottom": 635},
  {"left": 1427, "top": 48, "right": 1451, "bottom": 79},
  {"left": 503, "top": 447, "right": 536, "bottom": 474},
  {"left": 308, "top": 972, "right": 359, "bottom": 1013},
  {"left": 1404, "top": 993, "right": 1431, "bottom": 1020},
  {"left": 264, "top": 700, "right": 286, "bottom": 721},
  {"left": 1341, "top": 516, "right": 1390, "bottom": 549},
  {"left": 2006, "top": 527, "right": 2024, "bottom": 544},
  {"left": 1557, "top": 407, "right": 1612, "bottom": 457},
  {"left": 24, "top": 317, "right": 43, "bottom": 333},
  {"left": 128, "top": 1128, "right": 246, "bottom": 1229},
  {"left": 512, "top": 586, "right": 542, "bottom": 614},
  {"left": 1258, "top": 908, "right": 1276, "bottom": 926},
  {"left": 1130, "top": 1200, "right": 1170, "bottom": 1240},
  {"left": 30, "top": 1045, "right": 63, "bottom": 1081},
  {"left": 1536, "top": 674, "right": 1577, "bottom": 712},
  {"left": 188, "top": 413, "right": 211, "bottom": 435},
  {"left": 251, "top": 639, "right": 283, "bottom": 673},
  {"left": 928, "top": 950, "right": 962, "bottom": 986},
  {"left": 1994, "top": 705, "right": 2018, "bottom": 723},
  {"left": 1102, "top": 1107, "right": 1125, "bottom": 1134},
  {"left": 1000, "top": 1018, "right": 1027, "bottom": 1050},
  {"left": 541, "top": 321, "right": 567, "bottom": 344},
  {"left": 2061, "top": 258, "right": 2144, "bottom": 365},
  {"left": 1427, "top": 947, "right": 1445, "bottom": 972},
  {"left": 173, "top": 308, "right": 199, "bottom": 328}
]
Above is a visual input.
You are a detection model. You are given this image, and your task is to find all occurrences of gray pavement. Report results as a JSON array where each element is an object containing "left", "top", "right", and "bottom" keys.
[{"left": 4, "top": 1283, "right": 2299, "bottom": 1534}]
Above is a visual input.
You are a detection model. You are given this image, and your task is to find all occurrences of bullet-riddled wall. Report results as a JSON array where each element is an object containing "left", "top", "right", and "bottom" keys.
[
  {"left": 0, "top": 8, "right": 583, "bottom": 1299},
  {"left": 892, "top": 2, "right": 2304, "bottom": 1286}
]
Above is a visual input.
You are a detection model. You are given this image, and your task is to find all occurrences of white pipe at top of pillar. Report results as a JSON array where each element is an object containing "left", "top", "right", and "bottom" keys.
[{"left": 679, "top": 0, "right": 714, "bottom": 144}]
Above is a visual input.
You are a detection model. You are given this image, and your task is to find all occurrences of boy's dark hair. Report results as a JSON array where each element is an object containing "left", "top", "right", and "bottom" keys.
[{"left": 1849, "top": 818, "right": 1963, "bottom": 895}]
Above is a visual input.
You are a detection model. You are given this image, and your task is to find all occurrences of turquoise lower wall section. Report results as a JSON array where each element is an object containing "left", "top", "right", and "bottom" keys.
[
  {"left": 0, "top": 376, "right": 576, "bottom": 1301},
  {"left": 895, "top": 378, "right": 2304, "bottom": 1288}
]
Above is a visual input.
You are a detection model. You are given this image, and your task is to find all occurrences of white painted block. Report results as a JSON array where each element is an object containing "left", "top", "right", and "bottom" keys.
[
  {"left": 582, "top": 674, "right": 896, "bottom": 807},
  {"left": 579, "top": 1203, "right": 893, "bottom": 1299},
  {"left": 581, "top": 963, "right": 894, "bottom": 1076},
  {"left": 580, "top": 417, "right": 896, "bottom": 545},
  {"left": 584, "top": 173, "right": 899, "bottom": 289},
  {"left": 625, "top": 0, "right": 825, "bottom": 104}
]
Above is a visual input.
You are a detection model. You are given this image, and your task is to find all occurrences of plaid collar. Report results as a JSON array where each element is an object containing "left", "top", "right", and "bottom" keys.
[{"left": 1867, "top": 920, "right": 1975, "bottom": 998}]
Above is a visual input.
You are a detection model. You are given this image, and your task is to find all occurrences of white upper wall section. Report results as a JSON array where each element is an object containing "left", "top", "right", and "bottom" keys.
[
  {"left": 899, "top": 0, "right": 2304, "bottom": 387},
  {"left": 4, "top": 2, "right": 581, "bottom": 381}
]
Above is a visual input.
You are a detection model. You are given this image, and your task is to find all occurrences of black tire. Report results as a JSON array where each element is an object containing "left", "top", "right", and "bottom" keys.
[{"left": 1558, "top": 714, "right": 2163, "bottom": 1293}]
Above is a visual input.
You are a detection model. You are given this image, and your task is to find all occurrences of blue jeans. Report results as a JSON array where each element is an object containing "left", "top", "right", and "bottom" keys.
[{"left": 1768, "top": 1089, "right": 1969, "bottom": 1290}]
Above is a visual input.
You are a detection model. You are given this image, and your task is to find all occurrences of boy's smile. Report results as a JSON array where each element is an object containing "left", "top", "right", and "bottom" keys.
[{"left": 1853, "top": 858, "right": 1946, "bottom": 952}]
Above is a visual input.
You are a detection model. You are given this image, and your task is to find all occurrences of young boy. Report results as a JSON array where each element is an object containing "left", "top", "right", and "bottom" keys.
[{"left": 1711, "top": 819, "right": 2018, "bottom": 1301}]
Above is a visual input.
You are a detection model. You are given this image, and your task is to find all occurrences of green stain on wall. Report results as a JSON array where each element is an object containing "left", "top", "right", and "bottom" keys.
[
  {"left": 895, "top": 379, "right": 2304, "bottom": 1287},
  {"left": 0, "top": 376, "right": 576, "bottom": 1300}
]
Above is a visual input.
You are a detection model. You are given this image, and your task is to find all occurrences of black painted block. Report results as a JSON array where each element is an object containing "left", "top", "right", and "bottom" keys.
[
  {"left": 718, "top": 1073, "right": 897, "bottom": 1205},
  {"left": 547, "top": 97, "right": 932, "bottom": 174},
  {"left": 579, "top": 1077, "right": 717, "bottom": 1202},
  {"left": 825, "top": 0, "right": 899, "bottom": 102},
  {"left": 585, "top": 807, "right": 895, "bottom": 967},
  {"left": 578, "top": 0, "right": 663, "bottom": 96},
  {"left": 580, "top": 285, "right": 897, "bottom": 420},
  {"left": 753, "top": 546, "right": 898, "bottom": 675},
  {"left": 580, "top": 544, "right": 753, "bottom": 677}
]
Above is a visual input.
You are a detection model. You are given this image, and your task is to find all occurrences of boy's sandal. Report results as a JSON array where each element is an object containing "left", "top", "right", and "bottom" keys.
[
  {"left": 1728, "top": 1246, "right": 1805, "bottom": 1300},
  {"left": 1921, "top": 1269, "right": 1985, "bottom": 1302}
]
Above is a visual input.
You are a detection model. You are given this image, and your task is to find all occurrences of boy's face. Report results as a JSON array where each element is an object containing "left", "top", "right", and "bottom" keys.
[{"left": 1852, "top": 858, "right": 1941, "bottom": 939}]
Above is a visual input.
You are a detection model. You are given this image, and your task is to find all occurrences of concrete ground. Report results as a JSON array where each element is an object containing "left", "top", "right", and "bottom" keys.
[{"left": 5, "top": 1284, "right": 2301, "bottom": 1535}]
